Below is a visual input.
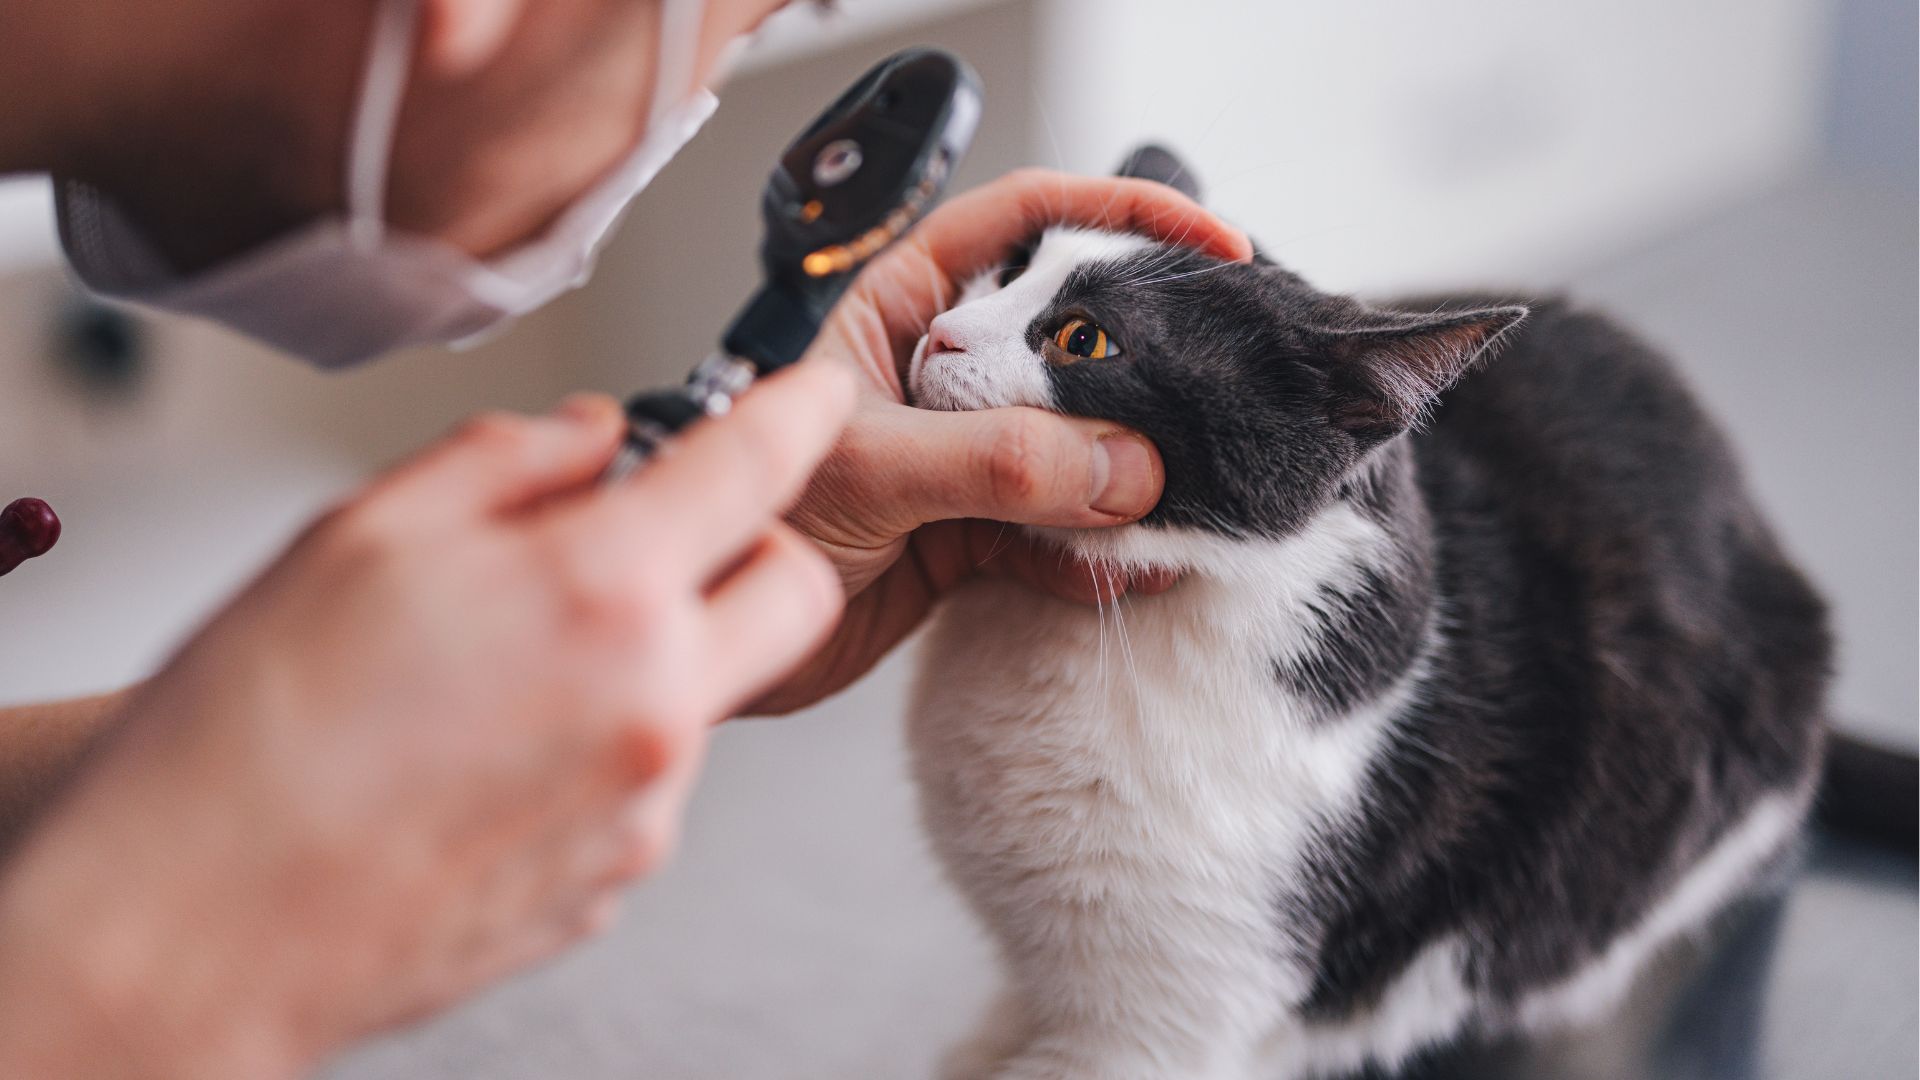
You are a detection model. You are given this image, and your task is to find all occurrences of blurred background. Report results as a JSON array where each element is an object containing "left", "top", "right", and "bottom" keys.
[{"left": 0, "top": 0, "right": 1912, "bottom": 1077}]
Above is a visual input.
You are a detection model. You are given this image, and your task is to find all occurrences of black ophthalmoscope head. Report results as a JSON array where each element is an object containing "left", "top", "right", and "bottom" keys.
[
  {"left": 721, "top": 48, "right": 982, "bottom": 374},
  {"left": 616, "top": 48, "right": 980, "bottom": 477}
]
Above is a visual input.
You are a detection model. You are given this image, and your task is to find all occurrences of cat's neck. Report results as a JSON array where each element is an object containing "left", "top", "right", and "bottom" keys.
[{"left": 1044, "top": 439, "right": 1441, "bottom": 713}]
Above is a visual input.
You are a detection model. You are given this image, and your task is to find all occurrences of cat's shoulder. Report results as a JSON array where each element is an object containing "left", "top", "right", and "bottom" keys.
[
  {"left": 1405, "top": 293, "right": 1705, "bottom": 426},
  {"left": 1402, "top": 292, "right": 1739, "bottom": 481}
]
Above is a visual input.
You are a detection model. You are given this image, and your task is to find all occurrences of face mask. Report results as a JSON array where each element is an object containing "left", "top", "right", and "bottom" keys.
[{"left": 57, "top": 0, "right": 720, "bottom": 369}]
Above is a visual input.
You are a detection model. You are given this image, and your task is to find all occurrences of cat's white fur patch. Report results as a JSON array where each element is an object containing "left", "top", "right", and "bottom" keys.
[
  {"left": 1251, "top": 785, "right": 1802, "bottom": 1078},
  {"left": 1260, "top": 936, "right": 1474, "bottom": 1079},
  {"left": 913, "top": 502, "right": 1440, "bottom": 1079},
  {"left": 907, "top": 228, "right": 1153, "bottom": 413},
  {"left": 1509, "top": 787, "right": 1805, "bottom": 1031},
  {"left": 1035, "top": 505, "right": 1402, "bottom": 668}
]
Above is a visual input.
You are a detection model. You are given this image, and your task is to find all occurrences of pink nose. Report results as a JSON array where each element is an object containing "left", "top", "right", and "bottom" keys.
[{"left": 925, "top": 316, "right": 965, "bottom": 356}]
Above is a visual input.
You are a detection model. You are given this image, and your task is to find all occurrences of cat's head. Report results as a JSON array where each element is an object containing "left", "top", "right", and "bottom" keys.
[{"left": 906, "top": 146, "right": 1526, "bottom": 571}]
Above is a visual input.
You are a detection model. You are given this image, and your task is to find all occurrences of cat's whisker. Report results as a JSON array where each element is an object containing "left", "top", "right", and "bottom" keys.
[
  {"left": 1127, "top": 260, "right": 1244, "bottom": 290},
  {"left": 981, "top": 522, "right": 1015, "bottom": 567},
  {"left": 1112, "top": 588, "right": 1147, "bottom": 719},
  {"left": 1087, "top": 558, "right": 1113, "bottom": 709},
  {"left": 1032, "top": 91, "right": 1071, "bottom": 181}
]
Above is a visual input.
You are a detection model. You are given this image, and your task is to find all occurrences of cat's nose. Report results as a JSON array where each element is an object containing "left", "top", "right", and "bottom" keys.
[{"left": 925, "top": 315, "right": 966, "bottom": 357}]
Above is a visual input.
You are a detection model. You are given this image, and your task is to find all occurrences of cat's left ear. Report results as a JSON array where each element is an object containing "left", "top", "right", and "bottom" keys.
[
  {"left": 1315, "top": 306, "right": 1528, "bottom": 446},
  {"left": 1114, "top": 144, "right": 1203, "bottom": 203}
]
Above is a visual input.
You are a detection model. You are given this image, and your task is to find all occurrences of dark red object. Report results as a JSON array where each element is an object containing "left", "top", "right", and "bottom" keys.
[{"left": 0, "top": 498, "right": 60, "bottom": 577}]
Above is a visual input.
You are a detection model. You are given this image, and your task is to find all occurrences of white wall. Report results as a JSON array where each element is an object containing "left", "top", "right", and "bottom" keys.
[
  {"left": 560, "top": 0, "right": 1043, "bottom": 392},
  {"left": 0, "top": 0, "right": 1878, "bottom": 719},
  {"left": 1035, "top": 0, "right": 1830, "bottom": 293}
]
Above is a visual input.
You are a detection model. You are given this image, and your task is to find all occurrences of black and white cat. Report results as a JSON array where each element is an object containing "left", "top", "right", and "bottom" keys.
[{"left": 904, "top": 148, "right": 1829, "bottom": 1080}]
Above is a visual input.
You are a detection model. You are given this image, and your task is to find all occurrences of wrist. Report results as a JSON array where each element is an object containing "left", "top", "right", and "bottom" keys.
[{"left": 0, "top": 770, "right": 308, "bottom": 1080}]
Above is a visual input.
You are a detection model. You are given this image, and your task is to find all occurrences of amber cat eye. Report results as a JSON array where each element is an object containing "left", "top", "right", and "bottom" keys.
[{"left": 1051, "top": 317, "right": 1119, "bottom": 361}]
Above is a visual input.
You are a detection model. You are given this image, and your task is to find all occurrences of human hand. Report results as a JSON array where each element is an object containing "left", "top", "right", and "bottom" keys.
[
  {"left": 760, "top": 169, "right": 1252, "bottom": 713},
  {"left": 0, "top": 364, "right": 852, "bottom": 1079}
]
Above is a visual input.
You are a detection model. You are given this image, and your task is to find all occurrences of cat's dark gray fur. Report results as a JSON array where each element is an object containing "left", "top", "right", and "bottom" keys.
[
  {"left": 907, "top": 146, "right": 1832, "bottom": 1078},
  {"left": 1050, "top": 146, "right": 1823, "bottom": 1022}
]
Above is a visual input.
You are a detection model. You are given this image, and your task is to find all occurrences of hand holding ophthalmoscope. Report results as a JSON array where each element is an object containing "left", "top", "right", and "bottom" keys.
[
  {"left": 0, "top": 0, "right": 1248, "bottom": 1068},
  {"left": 0, "top": 369, "right": 853, "bottom": 1077},
  {"left": 606, "top": 49, "right": 983, "bottom": 478}
]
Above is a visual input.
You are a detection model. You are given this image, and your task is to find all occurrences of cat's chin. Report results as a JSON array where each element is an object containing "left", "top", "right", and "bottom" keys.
[
  {"left": 1024, "top": 522, "right": 1201, "bottom": 579},
  {"left": 1028, "top": 497, "right": 1404, "bottom": 587}
]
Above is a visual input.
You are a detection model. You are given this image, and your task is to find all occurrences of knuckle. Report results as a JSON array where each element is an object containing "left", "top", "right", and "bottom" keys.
[
  {"left": 790, "top": 542, "right": 846, "bottom": 629},
  {"left": 559, "top": 581, "right": 663, "bottom": 651},
  {"left": 454, "top": 411, "right": 536, "bottom": 456},
  {"left": 1005, "top": 166, "right": 1054, "bottom": 191},
  {"left": 608, "top": 648, "right": 711, "bottom": 736},
  {"left": 616, "top": 720, "right": 686, "bottom": 787},
  {"left": 641, "top": 678, "right": 711, "bottom": 735},
  {"left": 312, "top": 496, "right": 407, "bottom": 567},
  {"left": 564, "top": 892, "right": 622, "bottom": 945},
  {"left": 616, "top": 809, "right": 682, "bottom": 881},
  {"left": 548, "top": 556, "right": 670, "bottom": 651},
  {"left": 982, "top": 414, "right": 1059, "bottom": 511},
  {"left": 544, "top": 541, "right": 682, "bottom": 650}
]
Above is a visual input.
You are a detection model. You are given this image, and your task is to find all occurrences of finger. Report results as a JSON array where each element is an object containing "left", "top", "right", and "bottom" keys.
[
  {"left": 916, "top": 520, "right": 1173, "bottom": 606},
  {"left": 601, "top": 712, "right": 713, "bottom": 884},
  {"left": 819, "top": 402, "right": 1164, "bottom": 537},
  {"left": 370, "top": 395, "right": 625, "bottom": 518},
  {"left": 981, "top": 533, "right": 1182, "bottom": 604},
  {"left": 560, "top": 360, "right": 856, "bottom": 580},
  {"left": 698, "top": 525, "right": 845, "bottom": 715},
  {"left": 917, "top": 170, "right": 1252, "bottom": 291},
  {"left": 848, "top": 170, "right": 1253, "bottom": 369}
]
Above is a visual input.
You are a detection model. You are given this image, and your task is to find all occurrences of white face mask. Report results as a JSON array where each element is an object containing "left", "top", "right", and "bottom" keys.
[{"left": 57, "top": 0, "right": 720, "bottom": 369}]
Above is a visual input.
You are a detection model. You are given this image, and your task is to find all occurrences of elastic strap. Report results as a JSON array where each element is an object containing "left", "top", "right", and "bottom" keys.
[
  {"left": 345, "top": 0, "right": 421, "bottom": 247},
  {"left": 650, "top": 0, "right": 708, "bottom": 132}
]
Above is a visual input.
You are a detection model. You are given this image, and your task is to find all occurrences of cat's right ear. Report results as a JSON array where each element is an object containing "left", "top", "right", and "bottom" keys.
[
  {"left": 1314, "top": 306, "right": 1528, "bottom": 447},
  {"left": 1113, "top": 144, "right": 1203, "bottom": 203}
]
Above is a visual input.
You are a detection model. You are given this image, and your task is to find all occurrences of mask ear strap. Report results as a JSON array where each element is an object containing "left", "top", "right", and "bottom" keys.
[
  {"left": 345, "top": 0, "right": 421, "bottom": 248},
  {"left": 650, "top": 0, "right": 708, "bottom": 132}
]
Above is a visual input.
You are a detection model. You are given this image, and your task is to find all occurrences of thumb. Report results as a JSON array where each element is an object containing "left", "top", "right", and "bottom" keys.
[
  {"left": 847, "top": 402, "right": 1163, "bottom": 533},
  {"left": 377, "top": 394, "right": 626, "bottom": 518}
]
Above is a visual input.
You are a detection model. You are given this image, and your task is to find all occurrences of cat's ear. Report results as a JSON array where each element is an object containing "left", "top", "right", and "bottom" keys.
[
  {"left": 1316, "top": 306, "right": 1528, "bottom": 445},
  {"left": 1114, "top": 144, "right": 1203, "bottom": 203}
]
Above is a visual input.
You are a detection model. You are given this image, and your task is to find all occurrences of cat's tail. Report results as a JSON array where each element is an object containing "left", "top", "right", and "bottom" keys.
[{"left": 1817, "top": 730, "right": 1917, "bottom": 855}]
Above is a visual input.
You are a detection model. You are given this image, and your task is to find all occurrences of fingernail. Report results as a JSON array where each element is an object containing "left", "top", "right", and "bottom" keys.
[{"left": 1091, "top": 434, "right": 1158, "bottom": 517}]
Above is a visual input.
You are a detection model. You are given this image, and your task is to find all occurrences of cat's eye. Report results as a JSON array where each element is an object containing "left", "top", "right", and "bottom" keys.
[{"left": 1051, "top": 317, "right": 1120, "bottom": 361}]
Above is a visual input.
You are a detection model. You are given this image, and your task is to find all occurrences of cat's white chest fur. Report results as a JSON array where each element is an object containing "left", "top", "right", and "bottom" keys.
[{"left": 907, "top": 510, "right": 1448, "bottom": 1080}]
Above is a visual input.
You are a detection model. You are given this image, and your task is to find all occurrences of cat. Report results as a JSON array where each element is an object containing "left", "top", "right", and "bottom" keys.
[{"left": 903, "top": 146, "right": 1830, "bottom": 1080}]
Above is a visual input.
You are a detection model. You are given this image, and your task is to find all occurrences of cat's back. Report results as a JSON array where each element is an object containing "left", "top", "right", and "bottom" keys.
[
  {"left": 1408, "top": 292, "right": 1828, "bottom": 797},
  {"left": 1415, "top": 295, "right": 1824, "bottom": 633},
  {"left": 1419, "top": 295, "right": 1747, "bottom": 542}
]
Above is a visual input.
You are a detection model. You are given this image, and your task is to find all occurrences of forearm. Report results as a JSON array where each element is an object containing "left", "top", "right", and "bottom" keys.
[
  {"left": 0, "top": 690, "right": 133, "bottom": 850},
  {"left": 0, "top": 748, "right": 304, "bottom": 1080}
]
